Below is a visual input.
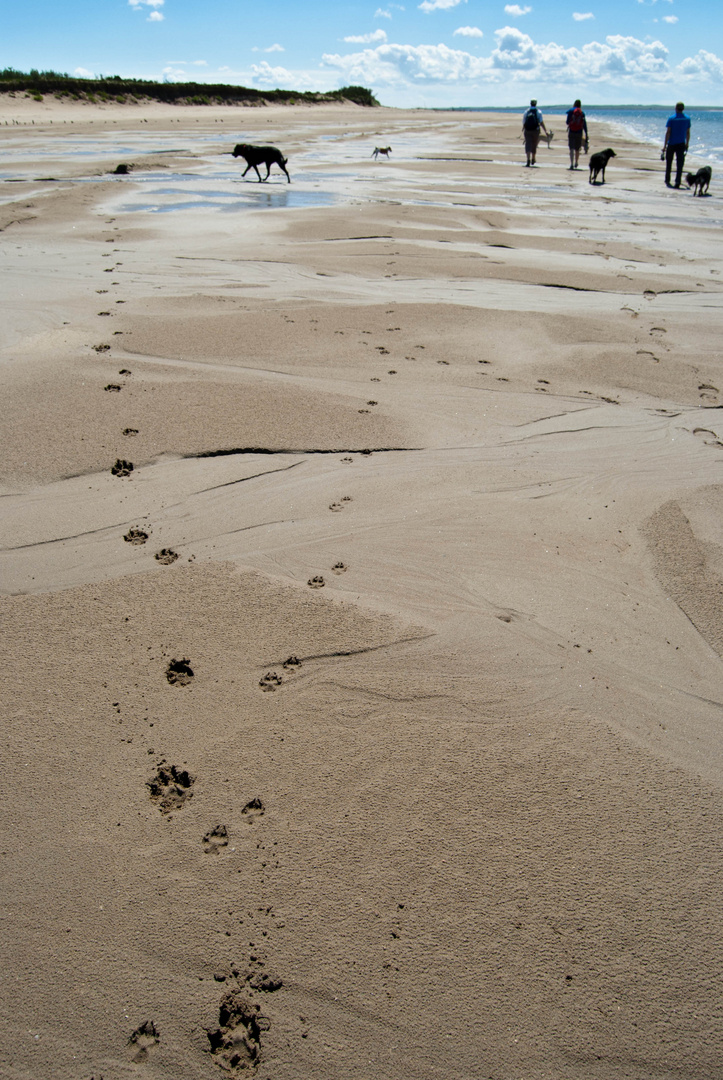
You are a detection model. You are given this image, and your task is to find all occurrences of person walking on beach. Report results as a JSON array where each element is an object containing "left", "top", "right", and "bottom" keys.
[
  {"left": 522, "top": 99, "right": 547, "bottom": 167},
  {"left": 566, "top": 99, "right": 588, "bottom": 170},
  {"left": 663, "top": 102, "right": 691, "bottom": 188}
]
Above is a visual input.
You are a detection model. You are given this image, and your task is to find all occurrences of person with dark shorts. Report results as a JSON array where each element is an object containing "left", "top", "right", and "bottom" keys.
[
  {"left": 522, "top": 99, "right": 547, "bottom": 167},
  {"left": 663, "top": 102, "right": 691, "bottom": 188},
  {"left": 566, "top": 99, "right": 588, "bottom": 170}
]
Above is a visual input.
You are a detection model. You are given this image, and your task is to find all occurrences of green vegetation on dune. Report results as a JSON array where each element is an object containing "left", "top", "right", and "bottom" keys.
[{"left": 0, "top": 69, "right": 379, "bottom": 107}]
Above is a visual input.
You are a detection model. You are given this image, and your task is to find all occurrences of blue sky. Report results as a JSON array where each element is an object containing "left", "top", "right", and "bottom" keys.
[{"left": 3, "top": 0, "right": 722, "bottom": 107}]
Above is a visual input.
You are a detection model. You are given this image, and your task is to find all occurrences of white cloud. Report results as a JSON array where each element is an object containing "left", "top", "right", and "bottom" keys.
[
  {"left": 454, "top": 26, "right": 483, "bottom": 37},
  {"left": 321, "top": 29, "right": 723, "bottom": 91},
  {"left": 129, "top": 0, "right": 164, "bottom": 19},
  {"left": 678, "top": 49, "right": 723, "bottom": 80},
  {"left": 418, "top": 0, "right": 466, "bottom": 12},
  {"left": 74, "top": 67, "right": 94, "bottom": 77},
  {"left": 375, "top": 8, "right": 392, "bottom": 16},
  {"left": 265, "top": 43, "right": 285, "bottom": 51},
  {"left": 344, "top": 29, "right": 388, "bottom": 43},
  {"left": 504, "top": 5, "right": 531, "bottom": 16},
  {"left": 247, "top": 60, "right": 327, "bottom": 88},
  {"left": 573, "top": 12, "right": 594, "bottom": 21},
  {"left": 662, "top": 15, "right": 678, "bottom": 23}
]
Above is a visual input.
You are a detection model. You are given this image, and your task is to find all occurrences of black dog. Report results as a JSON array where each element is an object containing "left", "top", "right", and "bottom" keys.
[
  {"left": 232, "top": 143, "right": 290, "bottom": 183},
  {"left": 686, "top": 165, "right": 712, "bottom": 196},
  {"left": 588, "top": 148, "right": 616, "bottom": 185}
]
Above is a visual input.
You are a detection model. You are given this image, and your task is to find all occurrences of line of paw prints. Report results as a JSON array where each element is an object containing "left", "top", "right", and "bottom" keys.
[
  {"left": 122, "top": 525, "right": 181, "bottom": 564},
  {"left": 259, "top": 654, "right": 302, "bottom": 692},
  {"left": 123, "top": 958, "right": 283, "bottom": 1072}
]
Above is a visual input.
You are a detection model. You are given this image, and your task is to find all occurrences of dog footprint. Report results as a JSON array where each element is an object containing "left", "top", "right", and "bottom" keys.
[
  {"left": 111, "top": 458, "right": 133, "bottom": 477},
  {"left": 308, "top": 575, "right": 326, "bottom": 588},
  {"left": 104, "top": 383, "right": 122, "bottom": 392},
  {"left": 332, "top": 562, "right": 348, "bottom": 574},
  {"left": 329, "top": 503, "right": 343, "bottom": 512},
  {"left": 259, "top": 671, "right": 282, "bottom": 692},
  {"left": 241, "top": 797, "right": 265, "bottom": 823},
  {"left": 166, "top": 658, "right": 194, "bottom": 685},
  {"left": 203, "top": 824, "right": 229, "bottom": 854},
  {"left": 123, "top": 427, "right": 139, "bottom": 436},
  {"left": 206, "top": 991, "right": 264, "bottom": 1072},
  {"left": 124, "top": 527, "right": 148, "bottom": 545},
  {"left": 340, "top": 456, "right": 353, "bottom": 463},
  {"left": 147, "top": 762, "right": 194, "bottom": 813},
  {"left": 128, "top": 1020, "right": 159, "bottom": 1063},
  {"left": 155, "top": 548, "right": 179, "bottom": 565}
]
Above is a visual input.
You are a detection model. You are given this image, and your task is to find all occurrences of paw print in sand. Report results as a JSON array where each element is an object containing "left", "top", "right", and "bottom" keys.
[{"left": 147, "top": 762, "right": 194, "bottom": 814}]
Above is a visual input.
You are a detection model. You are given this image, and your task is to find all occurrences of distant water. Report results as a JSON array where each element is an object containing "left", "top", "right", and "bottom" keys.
[{"left": 452, "top": 106, "right": 723, "bottom": 166}]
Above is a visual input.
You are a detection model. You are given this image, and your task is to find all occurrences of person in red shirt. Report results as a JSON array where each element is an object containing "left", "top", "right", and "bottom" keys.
[{"left": 566, "top": 99, "right": 589, "bottom": 170}]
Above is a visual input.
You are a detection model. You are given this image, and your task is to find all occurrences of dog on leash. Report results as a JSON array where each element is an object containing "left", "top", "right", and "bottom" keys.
[
  {"left": 588, "top": 148, "right": 616, "bottom": 184},
  {"left": 372, "top": 146, "right": 392, "bottom": 159},
  {"left": 232, "top": 144, "right": 290, "bottom": 183},
  {"left": 686, "top": 165, "right": 712, "bottom": 196}
]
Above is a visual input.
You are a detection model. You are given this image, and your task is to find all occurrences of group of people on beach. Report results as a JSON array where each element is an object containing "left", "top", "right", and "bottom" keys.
[{"left": 521, "top": 98, "right": 694, "bottom": 188}]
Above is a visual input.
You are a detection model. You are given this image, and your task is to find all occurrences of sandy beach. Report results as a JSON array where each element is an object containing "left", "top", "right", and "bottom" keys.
[{"left": 1, "top": 95, "right": 723, "bottom": 1079}]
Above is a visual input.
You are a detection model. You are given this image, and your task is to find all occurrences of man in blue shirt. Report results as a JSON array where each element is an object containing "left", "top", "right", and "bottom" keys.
[{"left": 663, "top": 102, "right": 691, "bottom": 188}]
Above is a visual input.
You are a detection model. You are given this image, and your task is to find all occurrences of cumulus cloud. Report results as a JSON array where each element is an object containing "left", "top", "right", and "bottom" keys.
[
  {"left": 678, "top": 49, "right": 723, "bottom": 80},
  {"left": 148, "top": 11, "right": 164, "bottom": 20},
  {"left": 454, "top": 25, "right": 483, "bottom": 37},
  {"left": 662, "top": 15, "right": 678, "bottom": 22},
  {"left": 375, "top": 3, "right": 404, "bottom": 13},
  {"left": 323, "top": 42, "right": 488, "bottom": 84},
  {"left": 74, "top": 67, "right": 94, "bottom": 77},
  {"left": 344, "top": 29, "right": 388, "bottom": 43},
  {"left": 504, "top": 5, "right": 531, "bottom": 16},
  {"left": 418, "top": 0, "right": 466, "bottom": 12},
  {"left": 321, "top": 29, "right": 723, "bottom": 91},
  {"left": 246, "top": 60, "right": 327, "bottom": 89},
  {"left": 573, "top": 12, "right": 594, "bottom": 21}
]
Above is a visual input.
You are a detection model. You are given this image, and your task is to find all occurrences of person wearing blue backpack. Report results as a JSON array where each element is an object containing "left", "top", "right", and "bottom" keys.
[
  {"left": 662, "top": 102, "right": 691, "bottom": 188},
  {"left": 522, "top": 99, "right": 548, "bottom": 167},
  {"left": 566, "top": 99, "right": 589, "bottom": 170}
]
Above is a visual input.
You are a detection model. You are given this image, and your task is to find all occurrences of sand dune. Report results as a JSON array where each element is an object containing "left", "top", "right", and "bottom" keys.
[{"left": 2, "top": 98, "right": 723, "bottom": 1079}]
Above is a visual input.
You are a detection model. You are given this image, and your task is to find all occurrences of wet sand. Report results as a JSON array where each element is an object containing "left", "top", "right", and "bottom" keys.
[{"left": 1, "top": 96, "right": 723, "bottom": 1079}]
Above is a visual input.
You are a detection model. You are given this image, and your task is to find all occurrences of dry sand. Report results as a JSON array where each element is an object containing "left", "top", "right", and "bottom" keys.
[{"left": 1, "top": 95, "right": 723, "bottom": 1079}]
